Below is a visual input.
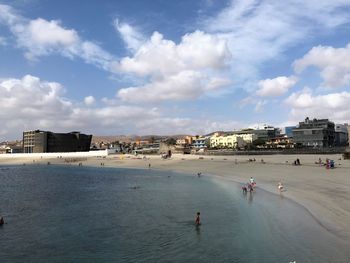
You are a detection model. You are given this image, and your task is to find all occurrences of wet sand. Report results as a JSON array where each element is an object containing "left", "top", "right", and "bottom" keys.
[{"left": 1, "top": 153, "right": 350, "bottom": 241}]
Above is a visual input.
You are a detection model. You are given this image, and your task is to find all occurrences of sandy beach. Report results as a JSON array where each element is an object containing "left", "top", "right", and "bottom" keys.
[{"left": 1, "top": 153, "right": 350, "bottom": 242}]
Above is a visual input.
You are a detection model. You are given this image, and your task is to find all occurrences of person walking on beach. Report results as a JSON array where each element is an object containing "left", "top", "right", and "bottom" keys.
[
  {"left": 249, "top": 177, "right": 256, "bottom": 188},
  {"left": 248, "top": 183, "right": 254, "bottom": 193},
  {"left": 277, "top": 181, "right": 284, "bottom": 192},
  {"left": 195, "top": 212, "right": 201, "bottom": 226},
  {"left": 242, "top": 184, "right": 248, "bottom": 194}
]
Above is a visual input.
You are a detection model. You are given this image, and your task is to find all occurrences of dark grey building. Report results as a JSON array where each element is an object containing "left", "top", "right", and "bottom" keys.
[
  {"left": 23, "top": 130, "right": 92, "bottom": 153},
  {"left": 292, "top": 118, "right": 335, "bottom": 147}
]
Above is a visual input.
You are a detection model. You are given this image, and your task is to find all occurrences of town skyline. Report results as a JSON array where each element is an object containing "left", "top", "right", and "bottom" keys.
[{"left": 1, "top": 1, "right": 350, "bottom": 140}]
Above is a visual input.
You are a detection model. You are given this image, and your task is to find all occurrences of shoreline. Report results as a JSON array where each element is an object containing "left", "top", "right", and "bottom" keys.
[{"left": 1, "top": 153, "right": 350, "bottom": 241}]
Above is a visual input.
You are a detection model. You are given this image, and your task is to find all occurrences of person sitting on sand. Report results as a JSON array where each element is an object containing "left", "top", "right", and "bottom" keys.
[
  {"left": 0, "top": 216, "right": 4, "bottom": 226},
  {"left": 277, "top": 182, "right": 284, "bottom": 192},
  {"left": 195, "top": 212, "right": 201, "bottom": 226}
]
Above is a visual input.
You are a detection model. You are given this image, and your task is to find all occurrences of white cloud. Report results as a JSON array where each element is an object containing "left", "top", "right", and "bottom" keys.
[
  {"left": 117, "top": 31, "right": 229, "bottom": 76},
  {"left": 0, "top": 36, "right": 6, "bottom": 46},
  {"left": 28, "top": 18, "right": 78, "bottom": 46},
  {"left": 256, "top": 76, "right": 297, "bottom": 97},
  {"left": 0, "top": 4, "right": 114, "bottom": 70},
  {"left": 293, "top": 43, "right": 350, "bottom": 88},
  {"left": 254, "top": 100, "right": 267, "bottom": 113},
  {"left": 113, "top": 19, "right": 145, "bottom": 51},
  {"left": 284, "top": 88, "right": 350, "bottom": 123},
  {"left": 0, "top": 74, "right": 241, "bottom": 139},
  {"left": 115, "top": 30, "right": 231, "bottom": 102},
  {"left": 201, "top": 0, "right": 350, "bottom": 86},
  {"left": 84, "top": 96, "right": 95, "bottom": 106}
]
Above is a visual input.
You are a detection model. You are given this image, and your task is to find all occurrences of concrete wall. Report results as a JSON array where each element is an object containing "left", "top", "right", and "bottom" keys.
[{"left": 0, "top": 150, "right": 108, "bottom": 159}]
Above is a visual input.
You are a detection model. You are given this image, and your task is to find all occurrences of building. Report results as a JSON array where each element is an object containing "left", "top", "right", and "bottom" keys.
[
  {"left": 23, "top": 130, "right": 92, "bottom": 153},
  {"left": 176, "top": 136, "right": 192, "bottom": 146},
  {"left": 191, "top": 136, "right": 209, "bottom": 149},
  {"left": 265, "top": 135, "right": 294, "bottom": 149},
  {"left": 345, "top": 123, "right": 350, "bottom": 146},
  {"left": 292, "top": 118, "right": 335, "bottom": 147},
  {"left": 282, "top": 126, "right": 296, "bottom": 138},
  {"left": 0, "top": 145, "right": 23, "bottom": 154},
  {"left": 210, "top": 133, "right": 257, "bottom": 149},
  {"left": 234, "top": 126, "right": 279, "bottom": 142},
  {"left": 335, "top": 124, "right": 349, "bottom": 146}
]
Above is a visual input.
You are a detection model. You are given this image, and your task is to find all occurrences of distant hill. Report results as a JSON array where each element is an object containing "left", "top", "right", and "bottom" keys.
[
  {"left": 91, "top": 134, "right": 192, "bottom": 143},
  {"left": 91, "top": 135, "right": 133, "bottom": 143}
]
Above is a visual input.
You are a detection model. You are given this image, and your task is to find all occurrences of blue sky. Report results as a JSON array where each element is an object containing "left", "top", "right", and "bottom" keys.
[{"left": 1, "top": 0, "right": 350, "bottom": 140}]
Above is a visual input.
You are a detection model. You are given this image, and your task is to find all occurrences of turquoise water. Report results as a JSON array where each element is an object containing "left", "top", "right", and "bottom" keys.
[{"left": 0, "top": 165, "right": 348, "bottom": 263}]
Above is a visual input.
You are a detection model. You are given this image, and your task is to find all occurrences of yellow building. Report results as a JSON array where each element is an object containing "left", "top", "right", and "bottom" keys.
[{"left": 210, "top": 133, "right": 257, "bottom": 149}]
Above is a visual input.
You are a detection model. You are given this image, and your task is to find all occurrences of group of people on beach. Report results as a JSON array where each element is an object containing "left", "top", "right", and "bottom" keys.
[
  {"left": 242, "top": 177, "right": 256, "bottom": 194},
  {"left": 315, "top": 158, "right": 335, "bottom": 169}
]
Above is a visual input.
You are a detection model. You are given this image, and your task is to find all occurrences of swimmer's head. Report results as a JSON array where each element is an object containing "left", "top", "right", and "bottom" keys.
[{"left": 197, "top": 212, "right": 200, "bottom": 216}]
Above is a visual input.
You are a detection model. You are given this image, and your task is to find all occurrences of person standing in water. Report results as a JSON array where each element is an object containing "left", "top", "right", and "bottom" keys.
[
  {"left": 195, "top": 212, "right": 201, "bottom": 226},
  {"left": 0, "top": 216, "right": 4, "bottom": 226}
]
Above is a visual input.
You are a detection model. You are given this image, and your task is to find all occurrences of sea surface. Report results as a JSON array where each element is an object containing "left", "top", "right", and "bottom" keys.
[{"left": 0, "top": 165, "right": 348, "bottom": 263}]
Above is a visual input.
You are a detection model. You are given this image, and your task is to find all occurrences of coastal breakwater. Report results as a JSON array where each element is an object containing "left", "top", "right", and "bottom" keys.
[
  {"left": 198, "top": 147, "right": 348, "bottom": 156},
  {"left": 0, "top": 149, "right": 110, "bottom": 159}
]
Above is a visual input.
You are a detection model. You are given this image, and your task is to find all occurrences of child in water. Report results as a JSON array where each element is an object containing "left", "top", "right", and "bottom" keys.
[{"left": 195, "top": 212, "right": 201, "bottom": 226}]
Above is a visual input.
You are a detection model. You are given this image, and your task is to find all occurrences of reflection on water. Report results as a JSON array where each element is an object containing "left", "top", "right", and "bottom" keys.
[
  {"left": 0, "top": 165, "right": 349, "bottom": 263},
  {"left": 248, "top": 192, "right": 254, "bottom": 204}
]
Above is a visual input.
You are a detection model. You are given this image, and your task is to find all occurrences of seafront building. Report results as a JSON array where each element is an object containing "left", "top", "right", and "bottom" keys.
[
  {"left": 282, "top": 126, "right": 296, "bottom": 138},
  {"left": 0, "top": 143, "right": 23, "bottom": 154},
  {"left": 176, "top": 136, "right": 192, "bottom": 146},
  {"left": 191, "top": 136, "right": 209, "bottom": 149},
  {"left": 335, "top": 124, "right": 349, "bottom": 146},
  {"left": 210, "top": 133, "right": 257, "bottom": 149},
  {"left": 23, "top": 130, "right": 92, "bottom": 153},
  {"left": 232, "top": 126, "right": 280, "bottom": 142},
  {"left": 292, "top": 118, "right": 335, "bottom": 147},
  {"left": 265, "top": 135, "right": 294, "bottom": 149}
]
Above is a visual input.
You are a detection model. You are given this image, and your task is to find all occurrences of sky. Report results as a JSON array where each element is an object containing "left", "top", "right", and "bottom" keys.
[{"left": 1, "top": 0, "right": 350, "bottom": 140}]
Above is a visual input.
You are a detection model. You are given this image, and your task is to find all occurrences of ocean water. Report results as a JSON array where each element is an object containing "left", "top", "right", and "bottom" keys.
[{"left": 0, "top": 165, "right": 348, "bottom": 263}]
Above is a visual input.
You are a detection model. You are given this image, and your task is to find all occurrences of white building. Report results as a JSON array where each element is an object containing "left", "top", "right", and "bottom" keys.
[{"left": 210, "top": 133, "right": 257, "bottom": 149}]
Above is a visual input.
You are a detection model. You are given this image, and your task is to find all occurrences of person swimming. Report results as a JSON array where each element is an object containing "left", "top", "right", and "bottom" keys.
[{"left": 195, "top": 212, "right": 201, "bottom": 226}]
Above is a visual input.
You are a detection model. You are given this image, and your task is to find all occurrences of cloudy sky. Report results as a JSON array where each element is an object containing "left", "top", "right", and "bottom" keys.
[{"left": 1, "top": 0, "right": 350, "bottom": 140}]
